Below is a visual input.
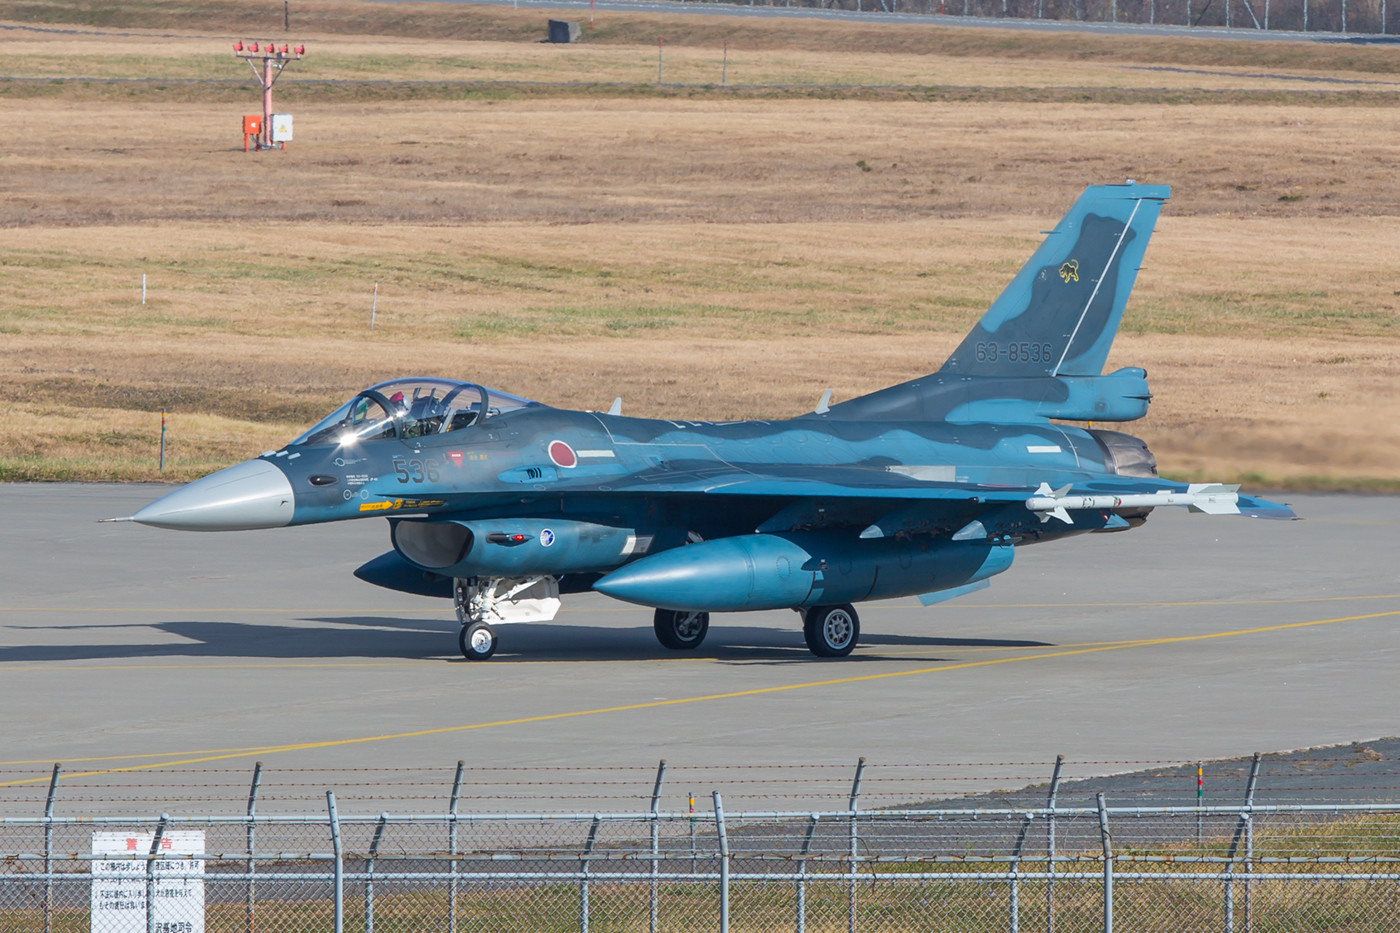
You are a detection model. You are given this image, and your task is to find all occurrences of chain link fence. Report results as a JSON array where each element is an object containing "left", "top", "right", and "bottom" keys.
[
  {"left": 4, "top": 803, "right": 1400, "bottom": 932},
  {"left": 662, "top": 0, "right": 1394, "bottom": 36},
  {"left": 4, "top": 799, "right": 1400, "bottom": 929}
]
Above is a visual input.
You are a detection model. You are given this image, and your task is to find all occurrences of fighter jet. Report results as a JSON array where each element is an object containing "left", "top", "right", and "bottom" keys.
[{"left": 117, "top": 183, "right": 1294, "bottom": 660}]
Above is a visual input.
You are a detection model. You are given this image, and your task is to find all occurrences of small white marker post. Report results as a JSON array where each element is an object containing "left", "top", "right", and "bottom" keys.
[
  {"left": 371, "top": 281, "right": 378, "bottom": 330},
  {"left": 141, "top": 274, "right": 146, "bottom": 305},
  {"left": 657, "top": 36, "right": 664, "bottom": 84}
]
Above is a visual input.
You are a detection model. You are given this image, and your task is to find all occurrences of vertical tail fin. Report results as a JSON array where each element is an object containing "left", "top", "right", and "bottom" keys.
[{"left": 940, "top": 183, "right": 1169, "bottom": 378}]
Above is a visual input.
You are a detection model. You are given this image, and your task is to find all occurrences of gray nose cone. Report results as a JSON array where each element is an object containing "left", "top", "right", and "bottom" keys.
[{"left": 132, "top": 459, "right": 295, "bottom": 531}]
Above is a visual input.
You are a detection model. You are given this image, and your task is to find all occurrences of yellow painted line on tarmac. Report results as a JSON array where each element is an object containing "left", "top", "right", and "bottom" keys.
[
  {"left": 3, "top": 606, "right": 1398, "bottom": 787},
  {"left": 1, "top": 745, "right": 319, "bottom": 766},
  {"left": 925, "top": 593, "right": 1400, "bottom": 611},
  {"left": 0, "top": 607, "right": 449, "bottom": 614}
]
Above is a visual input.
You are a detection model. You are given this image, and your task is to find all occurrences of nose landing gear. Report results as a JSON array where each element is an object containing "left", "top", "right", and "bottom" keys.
[
  {"left": 453, "top": 576, "right": 562, "bottom": 661},
  {"left": 459, "top": 621, "right": 498, "bottom": 660}
]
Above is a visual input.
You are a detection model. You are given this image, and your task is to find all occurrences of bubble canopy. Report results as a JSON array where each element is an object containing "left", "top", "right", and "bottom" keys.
[{"left": 290, "top": 378, "right": 541, "bottom": 447}]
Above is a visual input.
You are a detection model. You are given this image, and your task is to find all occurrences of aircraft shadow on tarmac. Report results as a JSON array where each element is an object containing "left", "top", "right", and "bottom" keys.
[{"left": 0, "top": 617, "right": 1051, "bottom": 664}]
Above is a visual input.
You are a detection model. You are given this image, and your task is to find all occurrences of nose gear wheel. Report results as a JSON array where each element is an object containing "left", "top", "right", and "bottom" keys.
[{"left": 459, "top": 621, "right": 497, "bottom": 660}]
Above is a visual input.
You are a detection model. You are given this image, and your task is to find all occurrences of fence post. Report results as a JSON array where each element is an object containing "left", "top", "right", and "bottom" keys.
[
  {"left": 246, "top": 761, "right": 263, "bottom": 933},
  {"left": 449, "top": 760, "right": 465, "bottom": 933},
  {"left": 714, "top": 792, "right": 730, "bottom": 933},
  {"left": 327, "top": 792, "right": 343, "bottom": 933},
  {"left": 1046, "top": 755, "right": 1064, "bottom": 933},
  {"left": 1197, "top": 763, "right": 1205, "bottom": 848},
  {"left": 1244, "top": 753, "right": 1260, "bottom": 933},
  {"left": 365, "top": 813, "right": 387, "bottom": 933},
  {"left": 580, "top": 815, "right": 600, "bottom": 933},
  {"left": 43, "top": 762, "right": 60, "bottom": 933},
  {"left": 1225, "top": 753, "right": 1262, "bottom": 933},
  {"left": 146, "top": 813, "right": 169, "bottom": 933},
  {"left": 689, "top": 791, "right": 697, "bottom": 874},
  {"left": 796, "top": 814, "right": 819, "bottom": 933},
  {"left": 1009, "top": 813, "right": 1034, "bottom": 933},
  {"left": 650, "top": 759, "right": 667, "bottom": 933},
  {"left": 1096, "top": 794, "right": 1113, "bottom": 933},
  {"left": 847, "top": 757, "right": 865, "bottom": 933}
]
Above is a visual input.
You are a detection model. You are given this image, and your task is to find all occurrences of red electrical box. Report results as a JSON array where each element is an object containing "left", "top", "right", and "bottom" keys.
[{"left": 243, "top": 115, "right": 262, "bottom": 151}]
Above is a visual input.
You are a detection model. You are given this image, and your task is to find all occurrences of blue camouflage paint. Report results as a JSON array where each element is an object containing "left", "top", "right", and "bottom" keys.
[{"left": 127, "top": 182, "right": 1296, "bottom": 659}]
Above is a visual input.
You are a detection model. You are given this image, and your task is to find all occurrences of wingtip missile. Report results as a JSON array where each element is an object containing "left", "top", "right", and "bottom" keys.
[{"left": 1026, "top": 483, "right": 1244, "bottom": 522}]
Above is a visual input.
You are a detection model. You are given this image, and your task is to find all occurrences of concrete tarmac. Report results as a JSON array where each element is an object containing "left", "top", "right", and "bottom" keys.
[{"left": 1, "top": 484, "right": 1398, "bottom": 811}]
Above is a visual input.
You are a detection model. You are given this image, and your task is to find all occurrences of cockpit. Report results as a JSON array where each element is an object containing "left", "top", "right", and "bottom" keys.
[{"left": 290, "top": 378, "right": 541, "bottom": 447}]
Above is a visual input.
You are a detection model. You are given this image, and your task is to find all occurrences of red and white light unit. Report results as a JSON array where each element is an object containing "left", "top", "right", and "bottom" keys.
[{"left": 233, "top": 40, "right": 306, "bottom": 152}]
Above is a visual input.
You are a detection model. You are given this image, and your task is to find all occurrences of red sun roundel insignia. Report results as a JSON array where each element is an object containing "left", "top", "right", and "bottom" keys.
[{"left": 548, "top": 440, "right": 577, "bottom": 468}]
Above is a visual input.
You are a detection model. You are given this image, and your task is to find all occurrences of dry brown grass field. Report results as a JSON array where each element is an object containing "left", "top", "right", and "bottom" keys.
[{"left": 0, "top": 1, "right": 1397, "bottom": 487}]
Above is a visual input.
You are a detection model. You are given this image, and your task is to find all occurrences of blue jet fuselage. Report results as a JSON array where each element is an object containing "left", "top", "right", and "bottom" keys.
[{"left": 123, "top": 183, "right": 1294, "bottom": 660}]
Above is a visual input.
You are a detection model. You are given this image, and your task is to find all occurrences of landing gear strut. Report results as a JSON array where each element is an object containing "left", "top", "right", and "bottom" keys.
[
  {"left": 653, "top": 608, "right": 710, "bottom": 650},
  {"left": 452, "top": 576, "right": 562, "bottom": 661},
  {"left": 803, "top": 603, "right": 860, "bottom": 657}
]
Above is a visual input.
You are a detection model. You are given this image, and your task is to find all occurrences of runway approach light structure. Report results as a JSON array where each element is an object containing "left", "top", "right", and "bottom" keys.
[{"left": 233, "top": 40, "right": 304, "bottom": 151}]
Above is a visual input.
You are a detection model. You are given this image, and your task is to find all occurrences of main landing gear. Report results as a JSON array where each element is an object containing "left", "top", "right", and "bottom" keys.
[
  {"left": 653, "top": 608, "right": 710, "bottom": 650},
  {"left": 651, "top": 604, "right": 859, "bottom": 657},
  {"left": 452, "top": 575, "right": 860, "bottom": 660},
  {"left": 803, "top": 603, "right": 860, "bottom": 657}
]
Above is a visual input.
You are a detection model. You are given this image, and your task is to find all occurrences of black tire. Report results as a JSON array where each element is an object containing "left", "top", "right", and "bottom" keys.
[
  {"left": 459, "top": 621, "right": 497, "bottom": 660},
  {"left": 653, "top": 608, "right": 710, "bottom": 650},
  {"left": 803, "top": 604, "right": 860, "bottom": 658}
]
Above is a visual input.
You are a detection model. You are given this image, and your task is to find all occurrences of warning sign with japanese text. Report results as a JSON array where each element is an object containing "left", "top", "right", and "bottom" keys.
[{"left": 91, "top": 831, "right": 204, "bottom": 933}]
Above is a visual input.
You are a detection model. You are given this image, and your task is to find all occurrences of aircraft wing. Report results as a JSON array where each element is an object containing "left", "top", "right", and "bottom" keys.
[
  {"left": 603, "top": 466, "right": 1295, "bottom": 520},
  {"left": 366, "top": 461, "right": 1295, "bottom": 521}
]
